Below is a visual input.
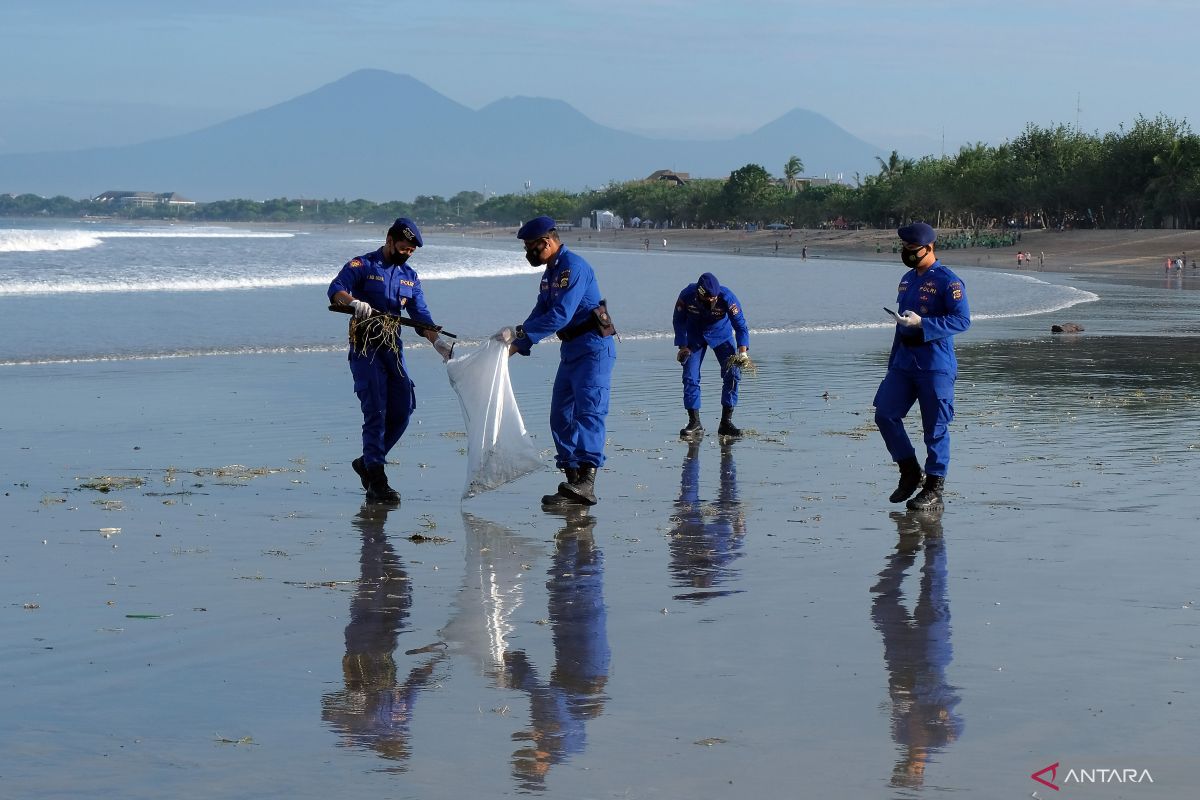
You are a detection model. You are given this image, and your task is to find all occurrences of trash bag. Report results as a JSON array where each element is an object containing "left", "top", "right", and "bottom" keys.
[{"left": 445, "top": 337, "right": 543, "bottom": 498}]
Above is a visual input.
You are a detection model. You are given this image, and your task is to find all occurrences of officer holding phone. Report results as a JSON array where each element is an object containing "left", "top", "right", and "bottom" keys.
[{"left": 874, "top": 223, "right": 971, "bottom": 510}]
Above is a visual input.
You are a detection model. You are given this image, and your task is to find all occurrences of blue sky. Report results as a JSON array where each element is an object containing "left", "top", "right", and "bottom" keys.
[{"left": 2, "top": 0, "right": 1196, "bottom": 158}]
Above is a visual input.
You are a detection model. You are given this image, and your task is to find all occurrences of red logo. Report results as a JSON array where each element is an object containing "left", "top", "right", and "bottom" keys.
[{"left": 1032, "top": 762, "right": 1060, "bottom": 791}]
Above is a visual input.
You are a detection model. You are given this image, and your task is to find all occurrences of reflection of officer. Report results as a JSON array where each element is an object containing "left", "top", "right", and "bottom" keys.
[
  {"left": 503, "top": 216, "right": 617, "bottom": 508},
  {"left": 673, "top": 272, "right": 750, "bottom": 439},
  {"left": 501, "top": 508, "right": 611, "bottom": 791},
  {"left": 871, "top": 509, "right": 964, "bottom": 790},
  {"left": 875, "top": 222, "right": 970, "bottom": 510},
  {"left": 669, "top": 441, "right": 746, "bottom": 601},
  {"left": 320, "top": 503, "right": 446, "bottom": 765},
  {"left": 328, "top": 217, "right": 451, "bottom": 504}
]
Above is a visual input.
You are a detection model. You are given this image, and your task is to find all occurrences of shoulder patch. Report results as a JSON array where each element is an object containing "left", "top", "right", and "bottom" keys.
[
  {"left": 349, "top": 258, "right": 363, "bottom": 268},
  {"left": 729, "top": 304, "right": 740, "bottom": 315},
  {"left": 952, "top": 288, "right": 963, "bottom": 300},
  {"left": 558, "top": 269, "right": 570, "bottom": 288}
]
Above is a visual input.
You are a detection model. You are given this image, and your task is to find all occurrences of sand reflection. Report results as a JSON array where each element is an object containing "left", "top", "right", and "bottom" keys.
[
  {"left": 320, "top": 502, "right": 447, "bottom": 768},
  {"left": 669, "top": 441, "right": 747, "bottom": 601},
  {"left": 871, "top": 509, "right": 964, "bottom": 789}
]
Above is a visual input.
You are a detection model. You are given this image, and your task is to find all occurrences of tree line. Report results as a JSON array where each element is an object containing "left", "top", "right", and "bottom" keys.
[{"left": 2, "top": 115, "right": 1197, "bottom": 231}]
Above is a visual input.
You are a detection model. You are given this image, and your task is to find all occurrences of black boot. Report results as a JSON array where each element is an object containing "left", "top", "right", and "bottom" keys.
[
  {"left": 906, "top": 475, "right": 945, "bottom": 511},
  {"left": 542, "top": 467, "right": 581, "bottom": 507},
  {"left": 352, "top": 457, "right": 370, "bottom": 490},
  {"left": 364, "top": 463, "right": 401, "bottom": 504},
  {"left": 888, "top": 456, "right": 924, "bottom": 503},
  {"left": 559, "top": 464, "right": 598, "bottom": 505},
  {"left": 717, "top": 405, "right": 742, "bottom": 438},
  {"left": 680, "top": 408, "right": 704, "bottom": 440}
]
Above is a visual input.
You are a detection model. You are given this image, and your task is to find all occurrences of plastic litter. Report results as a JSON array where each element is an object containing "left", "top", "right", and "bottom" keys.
[{"left": 445, "top": 337, "right": 543, "bottom": 498}]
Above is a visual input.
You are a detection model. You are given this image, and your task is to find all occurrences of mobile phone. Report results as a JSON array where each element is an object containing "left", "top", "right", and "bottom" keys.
[{"left": 884, "top": 307, "right": 899, "bottom": 319}]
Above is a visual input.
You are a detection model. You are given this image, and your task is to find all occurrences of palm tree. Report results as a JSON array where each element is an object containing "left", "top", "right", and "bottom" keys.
[
  {"left": 783, "top": 155, "right": 804, "bottom": 191},
  {"left": 875, "top": 150, "right": 914, "bottom": 180}
]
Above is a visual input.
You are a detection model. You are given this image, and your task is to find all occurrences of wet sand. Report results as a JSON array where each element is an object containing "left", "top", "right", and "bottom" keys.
[{"left": 4, "top": 284, "right": 1199, "bottom": 797}]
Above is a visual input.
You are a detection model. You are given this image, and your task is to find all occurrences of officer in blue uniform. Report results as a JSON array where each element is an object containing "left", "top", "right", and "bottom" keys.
[
  {"left": 673, "top": 272, "right": 750, "bottom": 439},
  {"left": 875, "top": 222, "right": 971, "bottom": 510},
  {"left": 504, "top": 216, "right": 617, "bottom": 508},
  {"left": 328, "top": 217, "right": 452, "bottom": 503}
]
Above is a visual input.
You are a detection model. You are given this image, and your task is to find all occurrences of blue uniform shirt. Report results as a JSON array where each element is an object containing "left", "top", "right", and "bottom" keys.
[
  {"left": 889, "top": 262, "right": 970, "bottom": 373},
  {"left": 327, "top": 248, "right": 435, "bottom": 345},
  {"left": 672, "top": 283, "right": 750, "bottom": 349},
  {"left": 515, "top": 247, "right": 604, "bottom": 357}
]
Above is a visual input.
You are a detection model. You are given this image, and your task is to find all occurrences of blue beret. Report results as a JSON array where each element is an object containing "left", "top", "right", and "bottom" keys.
[
  {"left": 697, "top": 272, "right": 720, "bottom": 298},
  {"left": 897, "top": 222, "right": 936, "bottom": 246},
  {"left": 517, "top": 216, "right": 556, "bottom": 240},
  {"left": 388, "top": 217, "right": 423, "bottom": 247}
]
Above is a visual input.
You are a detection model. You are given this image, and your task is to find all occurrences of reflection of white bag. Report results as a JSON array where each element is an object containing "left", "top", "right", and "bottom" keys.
[{"left": 445, "top": 338, "right": 544, "bottom": 498}]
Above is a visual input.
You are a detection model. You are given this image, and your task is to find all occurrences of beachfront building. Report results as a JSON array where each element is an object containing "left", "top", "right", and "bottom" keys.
[
  {"left": 92, "top": 190, "right": 196, "bottom": 208},
  {"left": 587, "top": 209, "right": 623, "bottom": 230},
  {"left": 643, "top": 169, "right": 690, "bottom": 186}
]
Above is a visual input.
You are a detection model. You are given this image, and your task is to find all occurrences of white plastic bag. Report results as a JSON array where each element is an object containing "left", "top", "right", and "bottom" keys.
[{"left": 445, "top": 337, "right": 544, "bottom": 498}]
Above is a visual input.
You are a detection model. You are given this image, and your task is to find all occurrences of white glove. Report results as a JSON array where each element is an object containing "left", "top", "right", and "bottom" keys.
[
  {"left": 433, "top": 338, "right": 454, "bottom": 362},
  {"left": 897, "top": 310, "right": 923, "bottom": 328},
  {"left": 350, "top": 299, "right": 375, "bottom": 321},
  {"left": 493, "top": 326, "right": 514, "bottom": 343}
]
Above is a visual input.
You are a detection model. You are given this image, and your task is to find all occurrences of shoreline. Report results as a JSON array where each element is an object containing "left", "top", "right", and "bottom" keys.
[
  {"left": 448, "top": 224, "right": 1200, "bottom": 278},
  {"left": 16, "top": 216, "right": 1200, "bottom": 277}
]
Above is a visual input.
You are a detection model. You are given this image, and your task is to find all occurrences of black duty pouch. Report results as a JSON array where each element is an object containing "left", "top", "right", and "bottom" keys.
[{"left": 593, "top": 300, "right": 616, "bottom": 338}]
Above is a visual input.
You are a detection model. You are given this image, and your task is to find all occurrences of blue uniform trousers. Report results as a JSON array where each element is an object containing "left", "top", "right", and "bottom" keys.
[
  {"left": 350, "top": 348, "right": 415, "bottom": 467},
  {"left": 551, "top": 337, "right": 615, "bottom": 469},
  {"left": 682, "top": 338, "right": 740, "bottom": 410},
  {"left": 874, "top": 367, "right": 955, "bottom": 476}
]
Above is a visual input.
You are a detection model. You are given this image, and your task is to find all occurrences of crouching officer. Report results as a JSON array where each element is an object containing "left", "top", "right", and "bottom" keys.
[
  {"left": 672, "top": 272, "right": 750, "bottom": 439},
  {"left": 502, "top": 216, "right": 617, "bottom": 508},
  {"left": 874, "top": 222, "right": 970, "bottom": 510},
  {"left": 328, "top": 217, "right": 452, "bottom": 503}
]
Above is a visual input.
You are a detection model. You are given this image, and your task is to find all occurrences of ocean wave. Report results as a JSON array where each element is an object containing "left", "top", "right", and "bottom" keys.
[
  {"left": 0, "top": 230, "right": 103, "bottom": 253},
  {"left": 0, "top": 343, "right": 343, "bottom": 367},
  {"left": 0, "top": 227, "right": 295, "bottom": 253},
  {"left": 0, "top": 257, "right": 537, "bottom": 295}
]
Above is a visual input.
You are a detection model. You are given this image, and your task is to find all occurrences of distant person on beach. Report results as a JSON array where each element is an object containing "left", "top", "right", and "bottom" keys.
[
  {"left": 503, "top": 216, "right": 617, "bottom": 508},
  {"left": 328, "top": 218, "right": 452, "bottom": 503},
  {"left": 802, "top": 246, "right": 808, "bottom": 260},
  {"left": 875, "top": 222, "right": 971, "bottom": 510},
  {"left": 673, "top": 272, "right": 750, "bottom": 440}
]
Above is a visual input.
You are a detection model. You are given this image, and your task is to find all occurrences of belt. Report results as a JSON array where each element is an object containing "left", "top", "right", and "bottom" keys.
[{"left": 557, "top": 316, "right": 597, "bottom": 342}]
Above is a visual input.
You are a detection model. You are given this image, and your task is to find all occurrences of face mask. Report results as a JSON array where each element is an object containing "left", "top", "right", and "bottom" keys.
[
  {"left": 389, "top": 253, "right": 410, "bottom": 267},
  {"left": 525, "top": 251, "right": 543, "bottom": 267},
  {"left": 901, "top": 246, "right": 929, "bottom": 268}
]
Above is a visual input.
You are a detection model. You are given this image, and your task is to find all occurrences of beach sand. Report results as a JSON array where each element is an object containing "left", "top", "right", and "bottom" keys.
[
  {"left": 541, "top": 225, "right": 1200, "bottom": 278},
  {"left": 3, "top": 232, "right": 1199, "bottom": 797}
]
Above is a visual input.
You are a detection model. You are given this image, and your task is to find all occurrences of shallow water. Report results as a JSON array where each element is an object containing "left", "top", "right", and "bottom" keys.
[{"left": 2, "top": 221, "right": 1198, "bottom": 798}]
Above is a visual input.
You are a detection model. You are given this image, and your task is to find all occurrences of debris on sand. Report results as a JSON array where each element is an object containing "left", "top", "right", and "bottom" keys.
[{"left": 77, "top": 475, "right": 145, "bottom": 493}]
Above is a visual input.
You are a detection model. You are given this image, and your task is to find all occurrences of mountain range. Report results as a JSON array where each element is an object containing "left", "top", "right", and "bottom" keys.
[{"left": 0, "top": 69, "right": 887, "bottom": 202}]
